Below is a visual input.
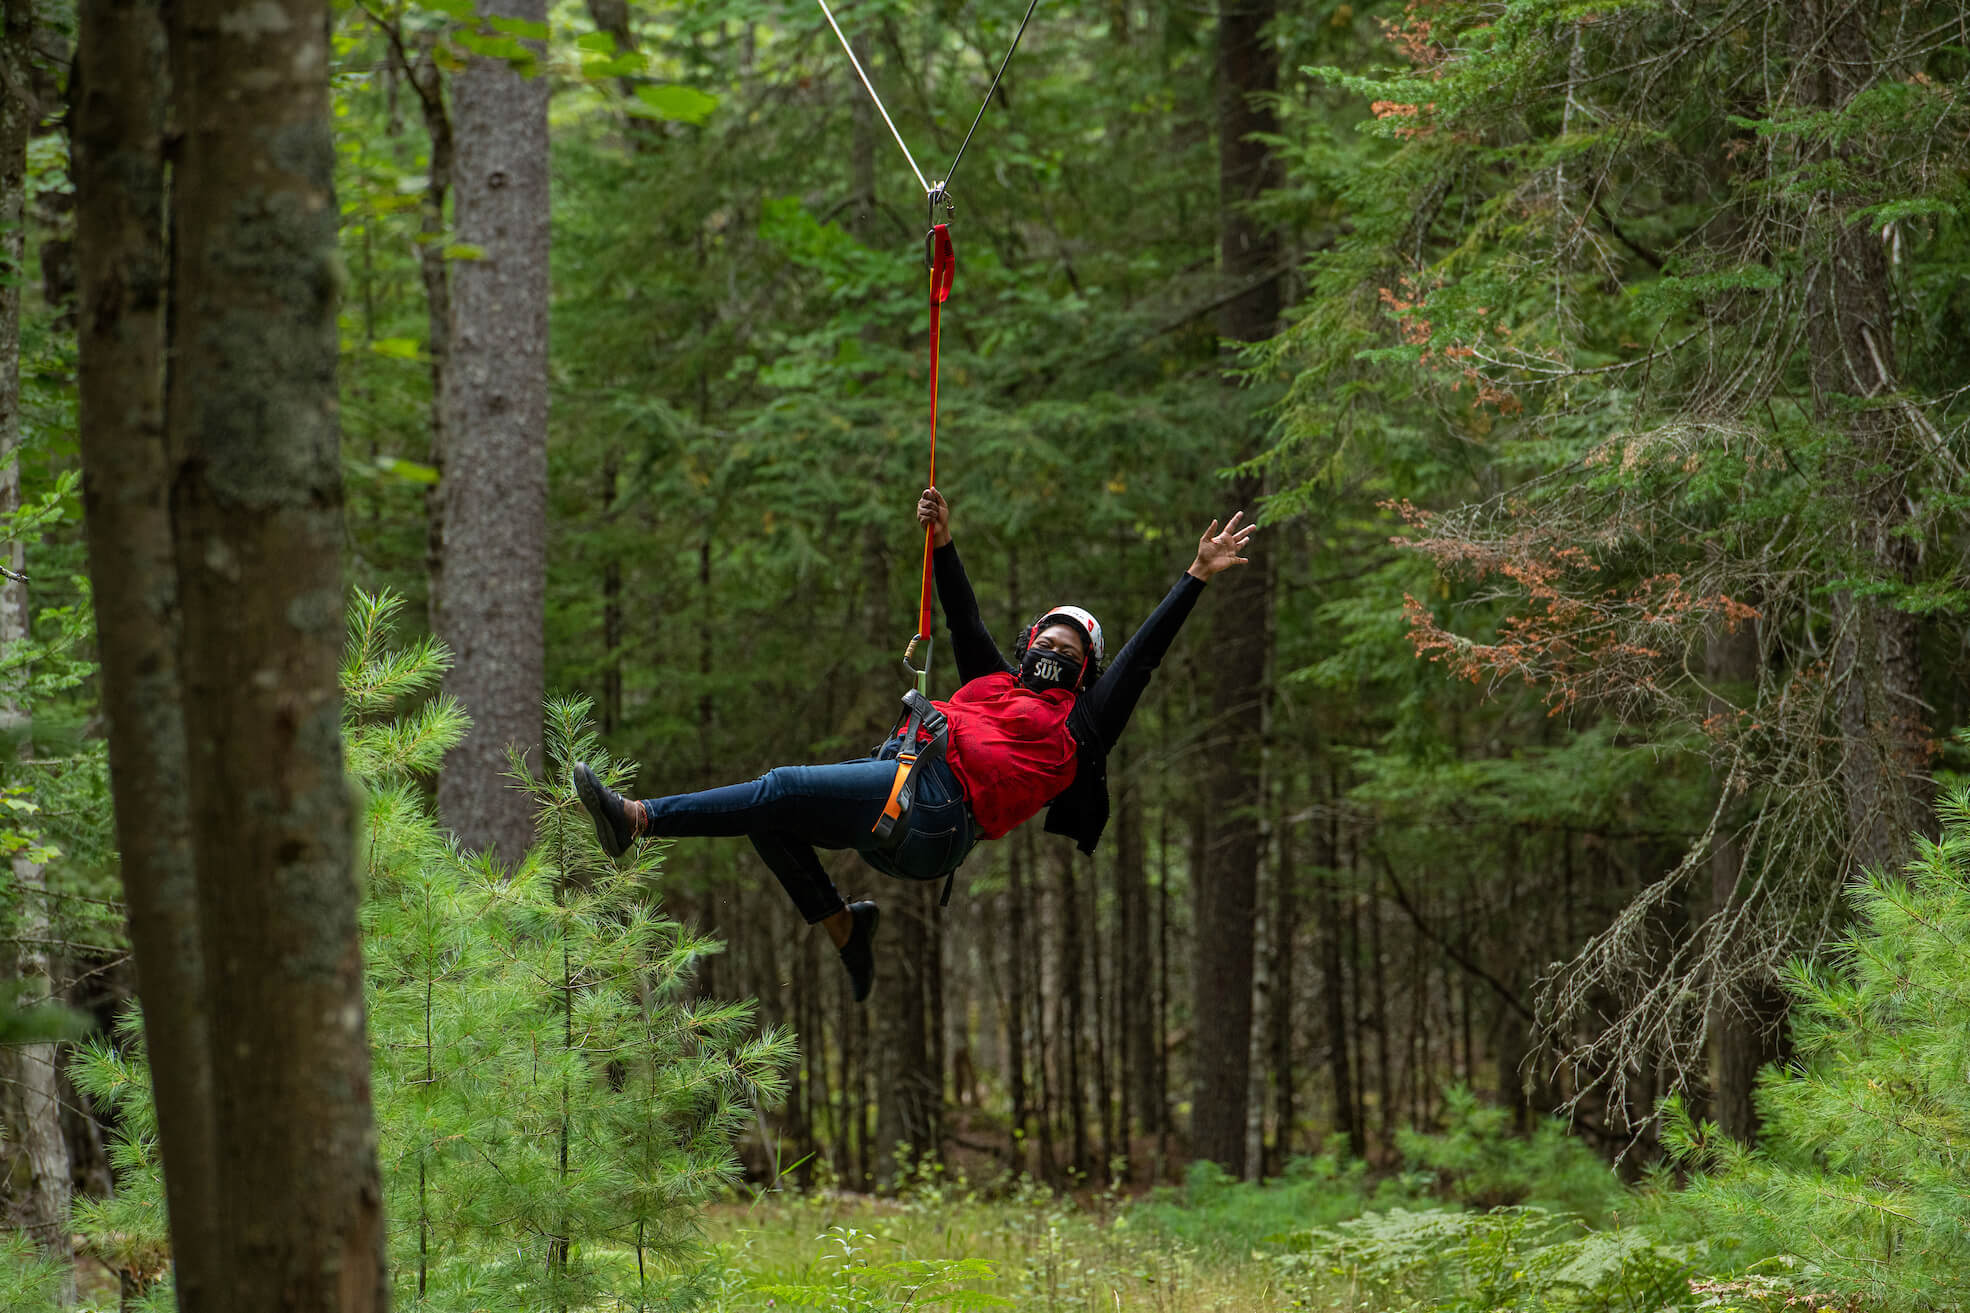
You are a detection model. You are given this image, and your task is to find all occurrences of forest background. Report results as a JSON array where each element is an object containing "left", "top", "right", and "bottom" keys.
[{"left": 2, "top": 0, "right": 1968, "bottom": 1305}]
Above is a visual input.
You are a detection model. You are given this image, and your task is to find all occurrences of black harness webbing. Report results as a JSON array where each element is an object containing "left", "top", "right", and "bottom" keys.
[
  {"left": 872, "top": 689, "right": 948, "bottom": 842},
  {"left": 871, "top": 689, "right": 963, "bottom": 905}
]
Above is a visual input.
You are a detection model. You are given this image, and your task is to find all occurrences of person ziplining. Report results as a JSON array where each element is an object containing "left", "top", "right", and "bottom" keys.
[
  {"left": 570, "top": 0, "right": 1257, "bottom": 1000},
  {"left": 574, "top": 493, "right": 1254, "bottom": 1001}
]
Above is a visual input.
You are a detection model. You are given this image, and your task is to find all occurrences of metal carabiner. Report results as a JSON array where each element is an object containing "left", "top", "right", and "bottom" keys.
[
  {"left": 923, "top": 183, "right": 954, "bottom": 269},
  {"left": 902, "top": 633, "right": 934, "bottom": 696}
]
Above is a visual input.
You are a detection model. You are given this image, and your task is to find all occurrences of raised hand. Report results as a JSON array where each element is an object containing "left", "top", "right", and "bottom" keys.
[
  {"left": 1187, "top": 511, "right": 1257, "bottom": 581},
  {"left": 916, "top": 486, "right": 952, "bottom": 547}
]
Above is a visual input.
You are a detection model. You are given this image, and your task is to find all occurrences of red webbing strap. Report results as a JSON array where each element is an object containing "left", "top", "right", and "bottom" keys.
[{"left": 916, "top": 223, "right": 955, "bottom": 643}]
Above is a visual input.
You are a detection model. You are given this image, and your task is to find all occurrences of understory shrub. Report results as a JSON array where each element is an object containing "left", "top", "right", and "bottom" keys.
[
  {"left": 1399, "top": 1086, "right": 1627, "bottom": 1225},
  {"left": 1123, "top": 1150, "right": 1415, "bottom": 1263},
  {"left": 1657, "top": 785, "right": 1970, "bottom": 1312},
  {"left": 1274, "top": 1206, "right": 1695, "bottom": 1313},
  {"left": 68, "top": 592, "right": 793, "bottom": 1310}
]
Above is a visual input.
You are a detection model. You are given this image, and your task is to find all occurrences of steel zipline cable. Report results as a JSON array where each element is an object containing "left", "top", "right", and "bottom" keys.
[
  {"left": 940, "top": 0, "right": 1042, "bottom": 197},
  {"left": 810, "top": 0, "right": 1044, "bottom": 696},
  {"left": 812, "top": 0, "right": 931, "bottom": 195},
  {"left": 810, "top": 0, "right": 1043, "bottom": 199}
]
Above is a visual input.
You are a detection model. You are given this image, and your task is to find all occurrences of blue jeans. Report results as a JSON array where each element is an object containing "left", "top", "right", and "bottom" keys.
[{"left": 635, "top": 739, "right": 975, "bottom": 923}]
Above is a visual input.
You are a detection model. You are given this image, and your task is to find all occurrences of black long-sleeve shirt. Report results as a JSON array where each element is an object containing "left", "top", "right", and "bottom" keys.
[{"left": 932, "top": 540, "right": 1206, "bottom": 852}]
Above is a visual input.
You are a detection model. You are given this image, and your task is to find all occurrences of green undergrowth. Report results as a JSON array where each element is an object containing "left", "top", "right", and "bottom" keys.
[
  {"left": 695, "top": 1122, "right": 1663, "bottom": 1313},
  {"left": 699, "top": 1174, "right": 1821, "bottom": 1313},
  {"left": 701, "top": 1177, "right": 1278, "bottom": 1313},
  {"left": 697, "top": 1096, "right": 1863, "bottom": 1313},
  {"left": 1126, "top": 1090, "right": 1628, "bottom": 1266}
]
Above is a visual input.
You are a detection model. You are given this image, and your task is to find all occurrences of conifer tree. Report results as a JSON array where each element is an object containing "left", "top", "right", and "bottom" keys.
[
  {"left": 73, "top": 593, "right": 794, "bottom": 1311},
  {"left": 1665, "top": 780, "right": 1970, "bottom": 1310},
  {"left": 1275, "top": 0, "right": 1970, "bottom": 1129}
]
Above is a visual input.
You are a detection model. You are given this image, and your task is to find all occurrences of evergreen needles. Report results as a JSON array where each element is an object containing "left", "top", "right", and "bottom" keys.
[
  {"left": 1662, "top": 783, "right": 1970, "bottom": 1311},
  {"left": 76, "top": 592, "right": 795, "bottom": 1310}
]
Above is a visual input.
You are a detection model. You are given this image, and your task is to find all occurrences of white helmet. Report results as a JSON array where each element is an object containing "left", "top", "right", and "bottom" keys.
[{"left": 1033, "top": 605, "right": 1105, "bottom": 664}]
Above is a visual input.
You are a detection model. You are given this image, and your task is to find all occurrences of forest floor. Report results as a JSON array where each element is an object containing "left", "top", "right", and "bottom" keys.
[{"left": 700, "top": 1184, "right": 1298, "bottom": 1312}]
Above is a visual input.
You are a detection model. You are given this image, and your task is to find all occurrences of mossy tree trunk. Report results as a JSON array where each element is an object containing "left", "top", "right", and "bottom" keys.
[
  {"left": 73, "top": 0, "right": 228, "bottom": 1302},
  {"left": 161, "top": 0, "right": 386, "bottom": 1305}
]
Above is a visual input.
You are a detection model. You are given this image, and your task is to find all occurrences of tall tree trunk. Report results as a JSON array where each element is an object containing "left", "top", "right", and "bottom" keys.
[
  {"left": 1006, "top": 820, "right": 1031, "bottom": 1164},
  {"left": 1058, "top": 845, "right": 1090, "bottom": 1176},
  {"left": 74, "top": 0, "right": 225, "bottom": 1301},
  {"left": 874, "top": 881, "right": 935, "bottom": 1187},
  {"left": 1088, "top": 850, "right": 1115, "bottom": 1180},
  {"left": 1315, "top": 791, "right": 1355, "bottom": 1149},
  {"left": 600, "top": 452, "right": 622, "bottom": 735},
  {"left": 1242, "top": 836, "right": 1272, "bottom": 1180},
  {"left": 0, "top": 2, "right": 72, "bottom": 1295},
  {"left": 164, "top": 0, "right": 385, "bottom": 1304},
  {"left": 1270, "top": 808, "right": 1299, "bottom": 1160},
  {"left": 1115, "top": 770, "right": 1154, "bottom": 1158},
  {"left": 1368, "top": 858, "right": 1393, "bottom": 1153},
  {"left": 1790, "top": 0, "right": 1930, "bottom": 874},
  {"left": 365, "top": 13, "right": 451, "bottom": 635},
  {"left": 1191, "top": 0, "right": 1279, "bottom": 1175},
  {"left": 435, "top": 0, "right": 549, "bottom": 861}
]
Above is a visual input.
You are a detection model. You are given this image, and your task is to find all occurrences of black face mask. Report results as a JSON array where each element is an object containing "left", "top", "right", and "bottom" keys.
[{"left": 1018, "top": 644, "right": 1081, "bottom": 694}]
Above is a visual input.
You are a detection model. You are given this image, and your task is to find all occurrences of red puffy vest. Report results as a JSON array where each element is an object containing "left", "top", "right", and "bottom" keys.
[{"left": 936, "top": 672, "right": 1079, "bottom": 840}]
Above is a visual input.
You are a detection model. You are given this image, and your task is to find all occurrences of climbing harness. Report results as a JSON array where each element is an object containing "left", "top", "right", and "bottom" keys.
[
  {"left": 873, "top": 689, "right": 948, "bottom": 845},
  {"left": 871, "top": 691, "right": 964, "bottom": 906},
  {"left": 812, "top": 0, "right": 1039, "bottom": 861}
]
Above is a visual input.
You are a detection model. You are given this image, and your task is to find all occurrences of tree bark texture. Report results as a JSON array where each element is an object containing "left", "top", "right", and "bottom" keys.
[
  {"left": 436, "top": 0, "right": 549, "bottom": 862},
  {"left": 0, "top": 1, "right": 73, "bottom": 1295},
  {"left": 73, "top": 0, "right": 226, "bottom": 1301},
  {"left": 1791, "top": 0, "right": 1931, "bottom": 875},
  {"left": 164, "top": 1, "right": 386, "bottom": 1306},
  {"left": 1316, "top": 802, "right": 1356, "bottom": 1149},
  {"left": 1114, "top": 773, "right": 1157, "bottom": 1143},
  {"left": 1269, "top": 809, "right": 1299, "bottom": 1160},
  {"left": 874, "top": 881, "right": 936, "bottom": 1186},
  {"left": 1242, "top": 832, "right": 1272, "bottom": 1180},
  {"left": 1191, "top": 0, "right": 1280, "bottom": 1174}
]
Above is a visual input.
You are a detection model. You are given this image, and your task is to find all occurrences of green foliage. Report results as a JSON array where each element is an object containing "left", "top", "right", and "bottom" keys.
[
  {"left": 0, "top": 977, "right": 87, "bottom": 1043},
  {"left": 1398, "top": 1087, "right": 1626, "bottom": 1225},
  {"left": 708, "top": 1178, "right": 1248, "bottom": 1313},
  {"left": 0, "top": 1232, "right": 74, "bottom": 1313},
  {"left": 1124, "top": 1152, "right": 1418, "bottom": 1265},
  {"left": 751, "top": 1225, "right": 1011, "bottom": 1312},
  {"left": 68, "top": 1012, "right": 174, "bottom": 1304},
  {"left": 1655, "top": 784, "right": 1970, "bottom": 1312},
  {"left": 1275, "top": 1206, "right": 1696, "bottom": 1313},
  {"left": 70, "top": 595, "right": 793, "bottom": 1310}
]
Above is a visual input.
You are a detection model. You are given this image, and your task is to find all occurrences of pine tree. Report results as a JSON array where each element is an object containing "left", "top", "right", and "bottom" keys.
[
  {"left": 1663, "top": 779, "right": 1970, "bottom": 1311},
  {"left": 72, "top": 593, "right": 794, "bottom": 1310}
]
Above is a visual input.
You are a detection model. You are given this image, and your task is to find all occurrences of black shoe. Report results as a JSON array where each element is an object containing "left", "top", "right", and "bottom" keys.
[
  {"left": 572, "top": 761, "right": 636, "bottom": 858},
  {"left": 838, "top": 900, "right": 880, "bottom": 1003}
]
